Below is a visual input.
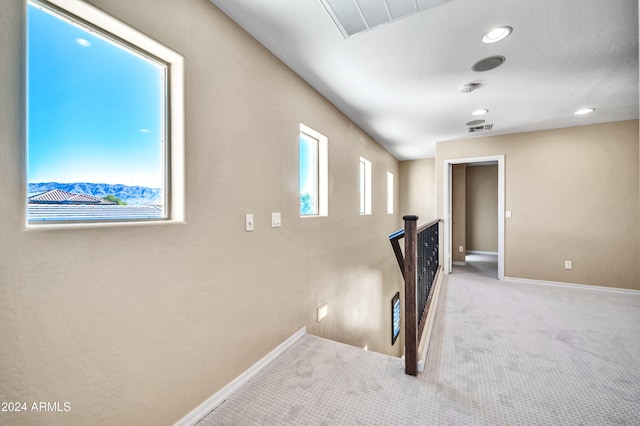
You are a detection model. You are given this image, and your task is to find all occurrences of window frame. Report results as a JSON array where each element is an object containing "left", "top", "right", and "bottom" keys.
[
  {"left": 299, "top": 123, "right": 328, "bottom": 218},
  {"left": 25, "top": 0, "right": 185, "bottom": 229},
  {"left": 386, "top": 172, "right": 394, "bottom": 214},
  {"left": 359, "top": 157, "right": 372, "bottom": 215},
  {"left": 299, "top": 131, "right": 319, "bottom": 216}
]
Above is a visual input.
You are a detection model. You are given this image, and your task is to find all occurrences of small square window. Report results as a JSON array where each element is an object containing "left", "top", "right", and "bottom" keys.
[{"left": 26, "top": 0, "right": 184, "bottom": 227}]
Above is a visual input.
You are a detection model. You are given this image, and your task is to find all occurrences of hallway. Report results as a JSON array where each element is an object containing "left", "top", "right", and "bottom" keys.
[{"left": 198, "top": 269, "right": 640, "bottom": 425}]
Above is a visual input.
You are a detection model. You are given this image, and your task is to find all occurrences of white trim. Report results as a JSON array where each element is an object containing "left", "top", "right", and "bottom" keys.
[
  {"left": 504, "top": 277, "right": 640, "bottom": 295},
  {"left": 443, "top": 155, "right": 504, "bottom": 280},
  {"left": 386, "top": 172, "right": 394, "bottom": 214},
  {"left": 466, "top": 250, "right": 498, "bottom": 255},
  {"left": 174, "top": 327, "right": 307, "bottom": 426},
  {"left": 451, "top": 261, "right": 467, "bottom": 266},
  {"left": 26, "top": 0, "right": 185, "bottom": 229},
  {"left": 444, "top": 163, "right": 452, "bottom": 273},
  {"left": 359, "top": 157, "right": 372, "bottom": 215}
]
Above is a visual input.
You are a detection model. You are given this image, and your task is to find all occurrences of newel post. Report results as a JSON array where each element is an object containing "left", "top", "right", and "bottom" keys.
[{"left": 403, "top": 215, "right": 418, "bottom": 376}]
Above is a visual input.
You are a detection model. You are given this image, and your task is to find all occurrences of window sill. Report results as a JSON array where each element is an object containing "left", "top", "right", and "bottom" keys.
[{"left": 24, "top": 218, "right": 186, "bottom": 231}]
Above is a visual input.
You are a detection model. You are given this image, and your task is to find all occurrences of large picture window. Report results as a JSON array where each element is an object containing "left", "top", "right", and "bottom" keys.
[{"left": 26, "top": 0, "right": 184, "bottom": 226}]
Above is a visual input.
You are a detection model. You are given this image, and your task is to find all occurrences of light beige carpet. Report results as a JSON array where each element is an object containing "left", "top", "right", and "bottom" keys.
[{"left": 199, "top": 263, "right": 640, "bottom": 425}]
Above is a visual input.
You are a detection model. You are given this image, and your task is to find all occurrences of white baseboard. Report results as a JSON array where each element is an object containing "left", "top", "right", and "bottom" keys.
[
  {"left": 466, "top": 250, "right": 498, "bottom": 255},
  {"left": 452, "top": 261, "right": 466, "bottom": 266},
  {"left": 175, "top": 327, "right": 307, "bottom": 426},
  {"left": 504, "top": 277, "right": 640, "bottom": 295}
]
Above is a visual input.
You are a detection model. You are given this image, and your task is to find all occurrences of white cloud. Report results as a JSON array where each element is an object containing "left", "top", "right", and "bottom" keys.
[{"left": 76, "top": 38, "right": 91, "bottom": 47}]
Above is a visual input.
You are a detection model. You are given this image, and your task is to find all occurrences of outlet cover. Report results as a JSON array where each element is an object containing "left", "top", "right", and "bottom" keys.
[
  {"left": 459, "top": 245, "right": 464, "bottom": 252},
  {"left": 564, "top": 260, "right": 572, "bottom": 270}
]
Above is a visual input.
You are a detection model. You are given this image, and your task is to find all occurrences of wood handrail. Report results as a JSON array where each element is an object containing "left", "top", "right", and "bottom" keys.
[
  {"left": 389, "top": 216, "right": 442, "bottom": 376},
  {"left": 389, "top": 229, "right": 406, "bottom": 279},
  {"left": 389, "top": 218, "right": 441, "bottom": 241},
  {"left": 389, "top": 219, "right": 442, "bottom": 279},
  {"left": 402, "top": 215, "right": 418, "bottom": 376},
  {"left": 417, "top": 218, "right": 442, "bottom": 234}
]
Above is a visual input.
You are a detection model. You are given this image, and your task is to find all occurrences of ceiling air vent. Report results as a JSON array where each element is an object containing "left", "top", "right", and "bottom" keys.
[
  {"left": 320, "top": 0, "right": 450, "bottom": 38},
  {"left": 468, "top": 124, "right": 493, "bottom": 133}
]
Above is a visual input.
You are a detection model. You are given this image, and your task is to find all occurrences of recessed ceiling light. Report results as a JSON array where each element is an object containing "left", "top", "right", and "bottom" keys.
[
  {"left": 574, "top": 108, "right": 596, "bottom": 115},
  {"left": 466, "top": 119, "right": 485, "bottom": 126},
  {"left": 472, "top": 109, "right": 489, "bottom": 116},
  {"left": 482, "top": 26, "right": 512, "bottom": 44}
]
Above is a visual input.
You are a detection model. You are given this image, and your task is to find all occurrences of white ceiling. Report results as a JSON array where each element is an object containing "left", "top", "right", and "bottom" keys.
[{"left": 209, "top": 0, "right": 639, "bottom": 160}]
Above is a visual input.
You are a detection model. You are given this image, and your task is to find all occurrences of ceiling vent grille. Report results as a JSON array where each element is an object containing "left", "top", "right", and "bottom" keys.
[
  {"left": 468, "top": 124, "right": 493, "bottom": 133},
  {"left": 320, "top": 0, "right": 450, "bottom": 38}
]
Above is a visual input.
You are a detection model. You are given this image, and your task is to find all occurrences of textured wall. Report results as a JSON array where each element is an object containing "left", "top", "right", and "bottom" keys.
[
  {"left": 466, "top": 165, "right": 498, "bottom": 252},
  {"left": 436, "top": 120, "right": 639, "bottom": 289},
  {"left": 398, "top": 158, "right": 436, "bottom": 222},
  {"left": 0, "top": 0, "right": 403, "bottom": 424}
]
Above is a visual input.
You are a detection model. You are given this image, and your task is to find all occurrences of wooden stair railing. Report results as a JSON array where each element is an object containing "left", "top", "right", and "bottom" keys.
[{"left": 389, "top": 216, "right": 442, "bottom": 376}]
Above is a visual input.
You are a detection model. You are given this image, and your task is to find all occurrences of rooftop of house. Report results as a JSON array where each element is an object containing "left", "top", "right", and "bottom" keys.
[{"left": 28, "top": 189, "right": 116, "bottom": 205}]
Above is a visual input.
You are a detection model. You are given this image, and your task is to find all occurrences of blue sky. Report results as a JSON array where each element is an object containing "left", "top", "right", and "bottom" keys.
[
  {"left": 299, "top": 133, "right": 317, "bottom": 207},
  {"left": 28, "top": 3, "right": 165, "bottom": 188}
]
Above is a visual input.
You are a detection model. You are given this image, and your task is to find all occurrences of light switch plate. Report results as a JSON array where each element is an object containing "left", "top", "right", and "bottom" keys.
[
  {"left": 506, "top": 210, "right": 512, "bottom": 219},
  {"left": 272, "top": 212, "right": 281, "bottom": 228},
  {"left": 245, "top": 214, "right": 254, "bottom": 232}
]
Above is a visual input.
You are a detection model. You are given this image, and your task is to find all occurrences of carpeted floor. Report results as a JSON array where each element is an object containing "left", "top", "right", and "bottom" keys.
[
  {"left": 454, "top": 253, "right": 499, "bottom": 279},
  {"left": 199, "top": 258, "right": 640, "bottom": 425}
]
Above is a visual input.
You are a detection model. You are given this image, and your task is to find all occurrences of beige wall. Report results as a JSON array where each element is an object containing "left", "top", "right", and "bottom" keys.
[
  {"left": 399, "top": 158, "right": 436, "bottom": 222},
  {"left": 466, "top": 165, "right": 498, "bottom": 252},
  {"left": 0, "top": 1, "right": 403, "bottom": 425},
  {"left": 451, "top": 165, "right": 466, "bottom": 262},
  {"left": 436, "top": 120, "right": 640, "bottom": 289}
]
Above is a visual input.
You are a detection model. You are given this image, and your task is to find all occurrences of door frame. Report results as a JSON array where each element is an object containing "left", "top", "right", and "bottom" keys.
[{"left": 443, "top": 155, "right": 505, "bottom": 280}]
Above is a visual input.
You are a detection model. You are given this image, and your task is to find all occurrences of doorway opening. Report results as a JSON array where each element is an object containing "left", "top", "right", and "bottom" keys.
[{"left": 443, "top": 155, "right": 505, "bottom": 280}]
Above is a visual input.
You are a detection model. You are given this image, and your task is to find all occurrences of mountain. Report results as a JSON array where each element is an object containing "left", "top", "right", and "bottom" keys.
[{"left": 28, "top": 182, "right": 162, "bottom": 206}]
